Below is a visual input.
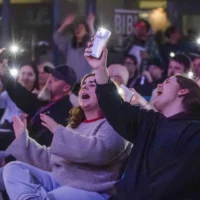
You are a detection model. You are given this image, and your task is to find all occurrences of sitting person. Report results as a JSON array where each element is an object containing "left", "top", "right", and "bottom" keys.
[
  {"left": 132, "top": 53, "right": 192, "bottom": 111},
  {"left": 37, "top": 66, "right": 79, "bottom": 107},
  {"left": 0, "top": 63, "right": 39, "bottom": 150},
  {"left": 149, "top": 53, "right": 191, "bottom": 105},
  {"left": 0, "top": 73, "right": 132, "bottom": 200},
  {"left": 85, "top": 43, "right": 200, "bottom": 199},
  {"left": 0, "top": 65, "right": 75, "bottom": 146},
  {"left": 34, "top": 62, "right": 78, "bottom": 107}
]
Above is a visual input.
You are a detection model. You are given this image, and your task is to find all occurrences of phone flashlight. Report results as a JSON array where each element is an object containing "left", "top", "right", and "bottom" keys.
[
  {"left": 188, "top": 71, "right": 194, "bottom": 79},
  {"left": 118, "top": 84, "right": 134, "bottom": 102},
  {"left": 10, "top": 44, "right": 19, "bottom": 54},
  {"left": 9, "top": 68, "right": 19, "bottom": 78},
  {"left": 170, "top": 52, "right": 175, "bottom": 58},
  {"left": 197, "top": 38, "right": 200, "bottom": 45}
]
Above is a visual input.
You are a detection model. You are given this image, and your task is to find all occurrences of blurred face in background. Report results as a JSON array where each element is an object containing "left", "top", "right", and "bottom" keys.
[
  {"left": 167, "top": 60, "right": 185, "bottom": 77},
  {"left": 134, "top": 22, "right": 148, "bottom": 38},
  {"left": 37, "top": 63, "right": 51, "bottom": 89},
  {"left": 18, "top": 65, "right": 36, "bottom": 91},
  {"left": 108, "top": 64, "right": 129, "bottom": 86},
  {"left": 170, "top": 30, "right": 181, "bottom": 42},
  {"left": 108, "top": 71, "right": 123, "bottom": 86},
  {"left": 193, "top": 58, "right": 200, "bottom": 78},
  {"left": 123, "top": 57, "right": 137, "bottom": 78},
  {"left": 75, "top": 23, "right": 88, "bottom": 40},
  {"left": 149, "top": 65, "right": 164, "bottom": 81}
]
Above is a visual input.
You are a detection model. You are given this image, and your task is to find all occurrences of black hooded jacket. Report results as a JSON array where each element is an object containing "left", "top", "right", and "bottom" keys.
[{"left": 96, "top": 81, "right": 200, "bottom": 200}]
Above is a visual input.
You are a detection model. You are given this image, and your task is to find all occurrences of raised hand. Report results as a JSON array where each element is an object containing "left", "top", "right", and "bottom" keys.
[
  {"left": 84, "top": 40, "right": 108, "bottom": 70},
  {"left": 40, "top": 114, "right": 60, "bottom": 134},
  {"left": 87, "top": 13, "right": 96, "bottom": 35},
  {"left": 84, "top": 39, "right": 109, "bottom": 84},
  {"left": 142, "top": 70, "right": 153, "bottom": 83},
  {"left": 63, "top": 14, "right": 76, "bottom": 26},
  {"left": 87, "top": 13, "right": 95, "bottom": 26},
  {"left": 13, "top": 116, "right": 27, "bottom": 139},
  {"left": 129, "top": 88, "right": 153, "bottom": 110}
]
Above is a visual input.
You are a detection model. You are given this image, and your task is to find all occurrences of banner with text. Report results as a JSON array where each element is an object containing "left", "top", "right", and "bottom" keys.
[{"left": 114, "top": 9, "right": 150, "bottom": 35}]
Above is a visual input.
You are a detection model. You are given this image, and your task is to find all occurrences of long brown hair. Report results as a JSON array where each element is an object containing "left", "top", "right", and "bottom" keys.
[
  {"left": 68, "top": 73, "right": 95, "bottom": 129},
  {"left": 72, "top": 20, "right": 90, "bottom": 49},
  {"left": 176, "top": 75, "right": 200, "bottom": 116}
]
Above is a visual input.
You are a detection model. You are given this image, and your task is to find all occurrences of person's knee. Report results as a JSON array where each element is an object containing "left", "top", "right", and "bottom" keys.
[
  {"left": 3, "top": 161, "right": 23, "bottom": 182},
  {"left": 48, "top": 186, "right": 106, "bottom": 200}
]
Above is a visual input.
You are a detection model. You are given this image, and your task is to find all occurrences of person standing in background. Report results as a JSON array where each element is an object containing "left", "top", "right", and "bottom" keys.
[
  {"left": 161, "top": 26, "right": 194, "bottom": 72},
  {"left": 53, "top": 13, "right": 95, "bottom": 82},
  {"left": 125, "top": 19, "right": 161, "bottom": 71}
]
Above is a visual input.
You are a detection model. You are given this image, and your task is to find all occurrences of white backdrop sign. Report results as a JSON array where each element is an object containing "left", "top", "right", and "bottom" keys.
[{"left": 114, "top": 9, "right": 150, "bottom": 35}]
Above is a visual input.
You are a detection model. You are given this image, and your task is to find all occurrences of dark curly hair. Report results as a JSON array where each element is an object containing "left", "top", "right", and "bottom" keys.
[
  {"left": 171, "top": 54, "right": 191, "bottom": 73},
  {"left": 71, "top": 20, "right": 90, "bottom": 49}
]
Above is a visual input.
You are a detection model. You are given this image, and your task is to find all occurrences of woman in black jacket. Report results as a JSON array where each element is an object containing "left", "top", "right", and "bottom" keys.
[{"left": 84, "top": 42, "right": 200, "bottom": 200}]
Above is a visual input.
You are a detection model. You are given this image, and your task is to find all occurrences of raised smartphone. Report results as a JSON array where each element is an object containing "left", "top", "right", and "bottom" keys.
[{"left": 90, "top": 28, "right": 111, "bottom": 59}]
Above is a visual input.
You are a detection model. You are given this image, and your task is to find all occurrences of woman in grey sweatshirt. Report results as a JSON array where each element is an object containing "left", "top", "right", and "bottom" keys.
[
  {"left": 2, "top": 73, "right": 132, "bottom": 200},
  {"left": 53, "top": 14, "right": 95, "bottom": 82}
]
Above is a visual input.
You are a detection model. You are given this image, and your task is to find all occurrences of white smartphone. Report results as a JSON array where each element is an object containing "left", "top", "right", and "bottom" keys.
[
  {"left": 90, "top": 28, "right": 111, "bottom": 59},
  {"left": 118, "top": 84, "right": 134, "bottom": 102}
]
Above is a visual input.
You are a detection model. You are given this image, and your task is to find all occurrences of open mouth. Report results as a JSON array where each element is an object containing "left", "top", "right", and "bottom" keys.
[
  {"left": 157, "top": 91, "right": 162, "bottom": 96},
  {"left": 82, "top": 93, "right": 90, "bottom": 99}
]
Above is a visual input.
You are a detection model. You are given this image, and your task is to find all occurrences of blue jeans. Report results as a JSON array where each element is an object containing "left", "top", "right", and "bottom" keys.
[{"left": 2, "top": 161, "right": 110, "bottom": 200}]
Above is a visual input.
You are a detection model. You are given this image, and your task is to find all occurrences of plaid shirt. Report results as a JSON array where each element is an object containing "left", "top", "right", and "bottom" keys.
[{"left": 124, "top": 35, "right": 162, "bottom": 62}]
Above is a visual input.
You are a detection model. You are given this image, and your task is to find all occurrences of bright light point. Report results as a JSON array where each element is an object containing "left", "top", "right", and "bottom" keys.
[
  {"left": 170, "top": 52, "right": 175, "bottom": 57},
  {"left": 10, "top": 68, "right": 19, "bottom": 78},
  {"left": 197, "top": 38, "right": 200, "bottom": 45},
  {"left": 10, "top": 45, "right": 19, "bottom": 54},
  {"left": 99, "top": 28, "right": 106, "bottom": 34},
  {"left": 188, "top": 71, "right": 194, "bottom": 79},
  {"left": 118, "top": 88, "right": 124, "bottom": 95}
]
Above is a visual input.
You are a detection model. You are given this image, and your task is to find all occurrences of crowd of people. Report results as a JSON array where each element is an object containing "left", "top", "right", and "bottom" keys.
[{"left": 0, "top": 12, "right": 198, "bottom": 200}]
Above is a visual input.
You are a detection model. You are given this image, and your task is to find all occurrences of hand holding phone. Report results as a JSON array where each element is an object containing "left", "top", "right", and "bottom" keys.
[
  {"left": 118, "top": 84, "right": 134, "bottom": 102},
  {"left": 90, "top": 28, "right": 111, "bottom": 59}
]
